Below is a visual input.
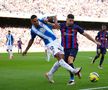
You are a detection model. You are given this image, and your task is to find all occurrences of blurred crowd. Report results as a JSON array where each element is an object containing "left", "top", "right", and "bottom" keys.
[
  {"left": 0, "top": 27, "right": 98, "bottom": 52},
  {"left": 0, "top": 0, "right": 107, "bottom": 52},
  {"left": 0, "top": 0, "right": 108, "bottom": 18}
]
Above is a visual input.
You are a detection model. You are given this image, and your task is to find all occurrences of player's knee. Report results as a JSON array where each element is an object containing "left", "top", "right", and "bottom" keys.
[
  {"left": 68, "top": 60, "right": 73, "bottom": 64},
  {"left": 97, "top": 54, "right": 100, "bottom": 57},
  {"left": 55, "top": 53, "right": 63, "bottom": 60},
  {"left": 68, "top": 56, "right": 74, "bottom": 64}
]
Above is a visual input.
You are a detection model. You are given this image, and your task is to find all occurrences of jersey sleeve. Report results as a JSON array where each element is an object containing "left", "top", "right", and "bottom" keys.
[
  {"left": 76, "top": 25, "right": 84, "bottom": 34},
  {"left": 59, "top": 23, "right": 62, "bottom": 29},
  {"left": 106, "top": 32, "right": 108, "bottom": 39},
  {"left": 95, "top": 32, "right": 99, "bottom": 40},
  {"left": 38, "top": 18, "right": 53, "bottom": 29},
  {"left": 96, "top": 32, "right": 99, "bottom": 38},
  {"left": 59, "top": 23, "right": 65, "bottom": 31}
]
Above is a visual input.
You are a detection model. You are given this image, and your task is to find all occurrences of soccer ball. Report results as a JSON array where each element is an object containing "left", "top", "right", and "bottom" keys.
[{"left": 89, "top": 72, "right": 99, "bottom": 82}]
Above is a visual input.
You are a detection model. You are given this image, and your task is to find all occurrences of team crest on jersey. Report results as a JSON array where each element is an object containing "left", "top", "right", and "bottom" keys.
[
  {"left": 39, "top": 28, "right": 46, "bottom": 33},
  {"left": 40, "top": 23, "right": 43, "bottom": 27},
  {"left": 64, "top": 32, "right": 74, "bottom": 36}
]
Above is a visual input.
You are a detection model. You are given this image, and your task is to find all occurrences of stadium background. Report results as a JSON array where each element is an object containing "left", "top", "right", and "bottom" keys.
[
  {"left": 0, "top": 0, "right": 108, "bottom": 52},
  {"left": 0, "top": 1, "right": 108, "bottom": 90}
]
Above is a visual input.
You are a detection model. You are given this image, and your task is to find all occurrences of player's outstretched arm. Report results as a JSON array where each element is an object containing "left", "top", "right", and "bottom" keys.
[
  {"left": 22, "top": 39, "right": 34, "bottom": 56},
  {"left": 53, "top": 16, "right": 60, "bottom": 29},
  {"left": 82, "top": 32, "right": 101, "bottom": 45},
  {"left": 44, "top": 16, "right": 60, "bottom": 29}
]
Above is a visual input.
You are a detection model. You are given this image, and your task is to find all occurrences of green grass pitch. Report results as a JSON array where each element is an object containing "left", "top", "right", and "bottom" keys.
[{"left": 0, "top": 52, "right": 108, "bottom": 90}]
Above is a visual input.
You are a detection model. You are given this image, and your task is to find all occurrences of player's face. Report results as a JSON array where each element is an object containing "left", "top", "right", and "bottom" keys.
[
  {"left": 66, "top": 18, "right": 74, "bottom": 26},
  {"left": 102, "top": 25, "right": 107, "bottom": 31},
  {"left": 31, "top": 18, "right": 39, "bottom": 27},
  {"left": 8, "top": 31, "right": 11, "bottom": 34}
]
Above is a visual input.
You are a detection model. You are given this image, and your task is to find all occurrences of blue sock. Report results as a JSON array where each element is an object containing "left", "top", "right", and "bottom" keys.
[{"left": 69, "top": 63, "right": 74, "bottom": 81}]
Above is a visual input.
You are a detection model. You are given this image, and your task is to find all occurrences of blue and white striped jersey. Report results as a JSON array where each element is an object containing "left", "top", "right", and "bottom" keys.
[
  {"left": 30, "top": 18, "right": 57, "bottom": 45},
  {"left": 6, "top": 34, "right": 14, "bottom": 45}
]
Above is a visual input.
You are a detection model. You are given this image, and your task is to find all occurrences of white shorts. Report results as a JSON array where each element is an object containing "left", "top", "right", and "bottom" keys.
[
  {"left": 46, "top": 39, "right": 64, "bottom": 56},
  {"left": 7, "top": 45, "right": 13, "bottom": 50}
]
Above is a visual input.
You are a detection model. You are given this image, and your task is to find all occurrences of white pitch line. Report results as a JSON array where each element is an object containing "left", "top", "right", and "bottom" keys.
[{"left": 79, "top": 86, "right": 108, "bottom": 90}]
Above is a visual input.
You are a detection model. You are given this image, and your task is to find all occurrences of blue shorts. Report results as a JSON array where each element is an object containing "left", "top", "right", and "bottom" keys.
[
  {"left": 97, "top": 47, "right": 106, "bottom": 54},
  {"left": 64, "top": 48, "right": 78, "bottom": 63}
]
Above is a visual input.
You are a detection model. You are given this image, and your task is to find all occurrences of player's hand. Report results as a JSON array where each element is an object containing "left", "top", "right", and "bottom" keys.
[
  {"left": 22, "top": 51, "right": 27, "bottom": 56},
  {"left": 96, "top": 41, "right": 101, "bottom": 46},
  {"left": 54, "top": 16, "right": 58, "bottom": 20}
]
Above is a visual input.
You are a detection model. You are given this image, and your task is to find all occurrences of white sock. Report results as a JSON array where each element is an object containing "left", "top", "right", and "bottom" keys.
[
  {"left": 48, "top": 61, "right": 60, "bottom": 75},
  {"left": 58, "top": 59, "right": 75, "bottom": 73},
  {"left": 47, "top": 52, "right": 51, "bottom": 62},
  {"left": 10, "top": 50, "right": 13, "bottom": 57}
]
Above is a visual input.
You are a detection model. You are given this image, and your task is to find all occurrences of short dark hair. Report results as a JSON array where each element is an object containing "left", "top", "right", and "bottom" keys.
[
  {"left": 67, "top": 14, "right": 74, "bottom": 19},
  {"left": 31, "top": 15, "right": 37, "bottom": 19},
  {"left": 8, "top": 30, "right": 10, "bottom": 32}
]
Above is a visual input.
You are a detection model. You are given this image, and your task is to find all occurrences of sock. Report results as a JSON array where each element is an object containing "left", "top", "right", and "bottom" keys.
[
  {"left": 69, "top": 63, "right": 74, "bottom": 81},
  {"left": 8, "top": 49, "right": 10, "bottom": 55},
  {"left": 99, "top": 54, "right": 104, "bottom": 67},
  {"left": 48, "top": 61, "right": 60, "bottom": 75},
  {"left": 47, "top": 51, "right": 51, "bottom": 62},
  {"left": 58, "top": 59, "right": 74, "bottom": 73},
  {"left": 9, "top": 50, "right": 13, "bottom": 58}
]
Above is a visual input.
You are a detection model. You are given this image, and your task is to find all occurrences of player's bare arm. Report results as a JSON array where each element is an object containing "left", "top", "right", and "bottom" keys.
[
  {"left": 95, "top": 36, "right": 99, "bottom": 42},
  {"left": 82, "top": 32, "right": 101, "bottom": 45},
  {"left": 22, "top": 39, "right": 34, "bottom": 56},
  {"left": 44, "top": 16, "right": 60, "bottom": 29}
]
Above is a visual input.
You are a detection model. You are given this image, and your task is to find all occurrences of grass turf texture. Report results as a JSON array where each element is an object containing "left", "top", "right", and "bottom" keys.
[{"left": 0, "top": 52, "right": 108, "bottom": 90}]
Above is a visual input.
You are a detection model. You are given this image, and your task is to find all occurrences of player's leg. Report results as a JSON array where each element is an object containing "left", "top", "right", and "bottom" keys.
[
  {"left": 9, "top": 45, "right": 13, "bottom": 59},
  {"left": 18, "top": 46, "right": 22, "bottom": 54},
  {"left": 20, "top": 48, "right": 22, "bottom": 54},
  {"left": 18, "top": 48, "right": 19, "bottom": 54},
  {"left": 53, "top": 45, "right": 76, "bottom": 74},
  {"left": 20, "top": 46, "right": 22, "bottom": 54},
  {"left": 67, "top": 56, "right": 75, "bottom": 85},
  {"left": 6, "top": 45, "right": 9, "bottom": 53},
  {"left": 46, "top": 52, "right": 81, "bottom": 81},
  {"left": 45, "top": 44, "right": 63, "bottom": 79},
  {"left": 64, "top": 50, "right": 75, "bottom": 85},
  {"left": 45, "top": 61, "right": 60, "bottom": 83},
  {"left": 6, "top": 45, "right": 10, "bottom": 58},
  {"left": 9, "top": 49, "right": 13, "bottom": 59},
  {"left": 55, "top": 53, "right": 82, "bottom": 78},
  {"left": 46, "top": 49, "right": 51, "bottom": 62},
  {"left": 6, "top": 49, "right": 9, "bottom": 53},
  {"left": 44, "top": 47, "right": 51, "bottom": 62},
  {"left": 65, "top": 49, "right": 78, "bottom": 85},
  {"left": 91, "top": 48, "right": 100, "bottom": 64},
  {"left": 98, "top": 48, "right": 106, "bottom": 69},
  {"left": 45, "top": 41, "right": 82, "bottom": 83},
  {"left": 98, "top": 54, "right": 104, "bottom": 69},
  {"left": 45, "top": 53, "right": 63, "bottom": 83},
  {"left": 46, "top": 53, "right": 82, "bottom": 83}
]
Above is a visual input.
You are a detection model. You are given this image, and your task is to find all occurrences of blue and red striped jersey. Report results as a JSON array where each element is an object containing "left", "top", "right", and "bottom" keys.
[
  {"left": 96, "top": 31, "right": 108, "bottom": 48},
  {"left": 60, "top": 22, "right": 84, "bottom": 49}
]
